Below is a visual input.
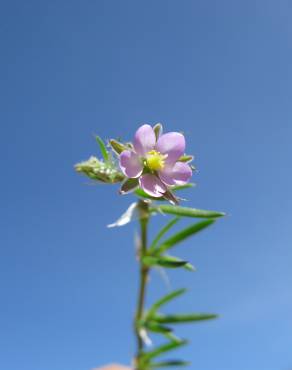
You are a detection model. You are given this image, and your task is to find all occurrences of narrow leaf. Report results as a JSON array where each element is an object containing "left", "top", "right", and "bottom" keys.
[
  {"left": 95, "top": 135, "right": 109, "bottom": 162},
  {"left": 145, "top": 321, "right": 172, "bottom": 334},
  {"left": 141, "top": 340, "right": 188, "bottom": 361},
  {"left": 152, "top": 313, "right": 218, "bottom": 324},
  {"left": 155, "top": 219, "right": 216, "bottom": 255},
  {"left": 163, "top": 332, "right": 182, "bottom": 343},
  {"left": 151, "top": 360, "right": 190, "bottom": 368},
  {"left": 157, "top": 255, "right": 195, "bottom": 272},
  {"left": 150, "top": 217, "right": 180, "bottom": 251},
  {"left": 142, "top": 256, "right": 189, "bottom": 269},
  {"left": 150, "top": 205, "right": 225, "bottom": 218},
  {"left": 158, "top": 255, "right": 195, "bottom": 272},
  {"left": 184, "top": 262, "right": 196, "bottom": 272},
  {"left": 147, "top": 289, "right": 187, "bottom": 318}
]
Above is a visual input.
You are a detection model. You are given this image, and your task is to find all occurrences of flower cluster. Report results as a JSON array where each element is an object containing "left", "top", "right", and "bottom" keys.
[{"left": 75, "top": 123, "right": 194, "bottom": 203}]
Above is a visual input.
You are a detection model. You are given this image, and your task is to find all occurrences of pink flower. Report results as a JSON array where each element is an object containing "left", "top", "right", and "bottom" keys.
[{"left": 119, "top": 124, "right": 192, "bottom": 198}]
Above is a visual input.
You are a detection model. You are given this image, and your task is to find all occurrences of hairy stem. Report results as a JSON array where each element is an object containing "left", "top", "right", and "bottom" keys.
[{"left": 135, "top": 200, "right": 150, "bottom": 369}]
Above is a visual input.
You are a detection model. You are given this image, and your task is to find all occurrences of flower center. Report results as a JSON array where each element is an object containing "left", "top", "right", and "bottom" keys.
[{"left": 146, "top": 150, "right": 166, "bottom": 171}]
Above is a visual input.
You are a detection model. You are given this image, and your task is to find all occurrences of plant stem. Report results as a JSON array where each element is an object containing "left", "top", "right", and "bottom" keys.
[{"left": 135, "top": 200, "right": 150, "bottom": 369}]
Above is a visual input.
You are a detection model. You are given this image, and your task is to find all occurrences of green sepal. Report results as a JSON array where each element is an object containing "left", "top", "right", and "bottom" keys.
[
  {"left": 135, "top": 188, "right": 163, "bottom": 201},
  {"left": 135, "top": 184, "right": 195, "bottom": 201},
  {"left": 120, "top": 178, "right": 139, "bottom": 194},
  {"left": 153, "top": 123, "right": 163, "bottom": 140},
  {"left": 171, "top": 183, "right": 195, "bottom": 191},
  {"left": 109, "top": 139, "right": 128, "bottom": 154},
  {"left": 178, "top": 155, "right": 194, "bottom": 163},
  {"left": 162, "top": 190, "right": 179, "bottom": 205}
]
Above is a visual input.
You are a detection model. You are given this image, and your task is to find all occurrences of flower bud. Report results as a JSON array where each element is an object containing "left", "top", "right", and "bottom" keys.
[{"left": 75, "top": 156, "right": 125, "bottom": 183}]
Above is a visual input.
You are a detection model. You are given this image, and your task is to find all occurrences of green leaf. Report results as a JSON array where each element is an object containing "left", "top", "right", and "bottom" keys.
[
  {"left": 95, "top": 135, "right": 109, "bottom": 162},
  {"left": 157, "top": 255, "right": 195, "bottom": 272},
  {"left": 141, "top": 340, "right": 188, "bottom": 361},
  {"left": 151, "top": 360, "right": 190, "bottom": 368},
  {"left": 183, "top": 262, "right": 196, "bottom": 272},
  {"left": 145, "top": 321, "right": 172, "bottom": 334},
  {"left": 142, "top": 255, "right": 189, "bottom": 269},
  {"left": 147, "top": 289, "right": 187, "bottom": 319},
  {"left": 150, "top": 205, "right": 225, "bottom": 218},
  {"left": 155, "top": 219, "right": 216, "bottom": 255},
  {"left": 152, "top": 313, "right": 218, "bottom": 324},
  {"left": 150, "top": 217, "right": 180, "bottom": 251},
  {"left": 163, "top": 332, "right": 182, "bottom": 343}
]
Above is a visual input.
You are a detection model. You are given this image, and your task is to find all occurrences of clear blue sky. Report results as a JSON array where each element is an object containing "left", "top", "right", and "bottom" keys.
[{"left": 1, "top": 1, "right": 291, "bottom": 369}]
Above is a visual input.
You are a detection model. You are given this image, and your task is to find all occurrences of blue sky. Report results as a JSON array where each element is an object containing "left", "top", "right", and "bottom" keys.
[{"left": 1, "top": 1, "right": 292, "bottom": 369}]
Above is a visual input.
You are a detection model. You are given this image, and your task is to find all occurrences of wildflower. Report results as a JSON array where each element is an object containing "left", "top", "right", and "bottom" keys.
[{"left": 118, "top": 124, "right": 192, "bottom": 198}]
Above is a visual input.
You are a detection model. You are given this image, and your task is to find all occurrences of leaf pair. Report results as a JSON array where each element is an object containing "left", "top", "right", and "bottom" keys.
[
  {"left": 140, "top": 339, "right": 188, "bottom": 363},
  {"left": 153, "top": 218, "right": 216, "bottom": 255},
  {"left": 146, "top": 289, "right": 217, "bottom": 325},
  {"left": 144, "top": 212, "right": 218, "bottom": 274},
  {"left": 139, "top": 289, "right": 217, "bottom": 369}
]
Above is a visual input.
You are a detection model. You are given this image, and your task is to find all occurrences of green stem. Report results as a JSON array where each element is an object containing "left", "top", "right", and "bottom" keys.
[{"left": 135, "top": 200, "right": 150, "bottom": 369}]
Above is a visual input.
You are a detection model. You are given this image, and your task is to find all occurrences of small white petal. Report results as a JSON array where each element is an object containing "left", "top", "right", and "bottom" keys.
[
  {"left": 139, "top": 328, "right": 152, "bottom": 347},
  {"left": 107, "top": 202, "right": 138, "bottom": 228}
]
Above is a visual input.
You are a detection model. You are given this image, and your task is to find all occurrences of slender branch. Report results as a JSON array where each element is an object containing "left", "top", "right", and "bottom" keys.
[{"left": 134, "top": 200, "right": 150, "bottom": 369}]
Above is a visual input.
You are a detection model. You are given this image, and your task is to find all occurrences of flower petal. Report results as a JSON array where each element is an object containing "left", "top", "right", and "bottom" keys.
[
  {"left": 159, "top": 162, "right": 192, "bottom": 186},
  {"left": 119, "top": 150, "right": 143, "bottom": 178},
  {"left": 155, "top": 132, "right": 185, "bottom": 164},
  {"left": 139, "top": 174, "right": 167, "bottom": 197},
  {"left": 133, "top": 124, "right": 156, "bottom": 156}
]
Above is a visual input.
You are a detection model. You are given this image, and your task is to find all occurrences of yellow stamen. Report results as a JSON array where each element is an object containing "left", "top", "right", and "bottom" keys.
[{"left": 146, "top": 150, "right": 166, "bottom": 171}]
